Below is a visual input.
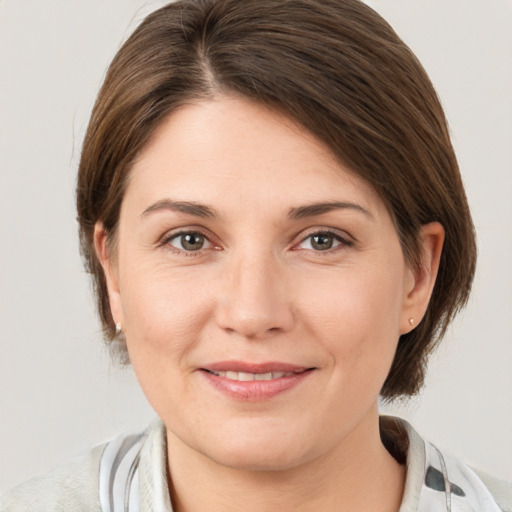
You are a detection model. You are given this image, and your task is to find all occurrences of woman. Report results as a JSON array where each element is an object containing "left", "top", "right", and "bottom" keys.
[{"left": 1, "top": 0, "right": 510, "bottom": 510}]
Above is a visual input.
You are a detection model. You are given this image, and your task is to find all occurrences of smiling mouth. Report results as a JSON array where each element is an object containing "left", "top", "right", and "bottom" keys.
[
  {"left": 202, "top": 369, "right": 307, "bottom": 381},
  {"left": 200, "top": 365, "right": 315, "bottom": 401}
]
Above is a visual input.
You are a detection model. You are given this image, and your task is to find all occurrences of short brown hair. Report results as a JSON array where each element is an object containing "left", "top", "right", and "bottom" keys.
[{"left": 77, "top": 0, "right": 476, "bottom": 399}]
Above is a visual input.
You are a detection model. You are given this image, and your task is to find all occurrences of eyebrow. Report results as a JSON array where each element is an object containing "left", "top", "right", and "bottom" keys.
[
  {"left": 288, "top": 201, "right": 373, "bottom": 220},
  {"left": 140, "top": 199, "right": 372, "bottom": 221},
  {"left": 141, "top": 199, "right": 218, "bottom": 219}
]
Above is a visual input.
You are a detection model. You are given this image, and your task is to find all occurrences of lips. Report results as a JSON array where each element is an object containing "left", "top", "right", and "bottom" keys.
[{"left": 199, "top": 361, "right": 315, "bottom": 401}]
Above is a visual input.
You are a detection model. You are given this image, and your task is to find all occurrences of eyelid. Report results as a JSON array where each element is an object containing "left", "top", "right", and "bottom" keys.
[
  {"left": 159, "top": 227, "right": 220, "bottom": 253},
  {"left": 293, "top": 228, "right": 355, "bottom": 251}
]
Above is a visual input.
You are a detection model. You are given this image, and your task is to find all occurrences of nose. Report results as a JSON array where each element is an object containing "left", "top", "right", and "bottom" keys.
[{"left": 214, "top": 252, "right": 294, "bottom": 340}]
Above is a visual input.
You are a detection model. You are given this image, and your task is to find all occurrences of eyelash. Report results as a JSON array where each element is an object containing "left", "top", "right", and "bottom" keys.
[
  {"left": 295, "top": 230, "right": 354, "bottom": 253},
  {"left": 159, "top": 228, "right": 354, "bottom": 256},
  {"left": 160, "top": 229, "right": 214, "bottom": 256}
]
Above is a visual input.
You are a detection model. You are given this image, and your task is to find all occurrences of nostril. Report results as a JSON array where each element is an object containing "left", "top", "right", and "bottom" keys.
[{"left": 214, "top": 290, "right": 294, "bottom": 339}]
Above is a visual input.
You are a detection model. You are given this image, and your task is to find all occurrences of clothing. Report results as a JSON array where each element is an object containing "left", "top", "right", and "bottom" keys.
[{"left": 1, "top": 417, "right": 510, "bottom": 512}]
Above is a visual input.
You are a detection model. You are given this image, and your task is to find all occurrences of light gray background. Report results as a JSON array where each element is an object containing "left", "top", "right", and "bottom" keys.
[{"left": 1, "top": 0, "right": 511, "bottom": 493}]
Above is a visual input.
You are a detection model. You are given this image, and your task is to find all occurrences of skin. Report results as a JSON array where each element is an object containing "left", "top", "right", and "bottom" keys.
[{"left": 95, "top": 95, "right": 444, "bottom": 512}]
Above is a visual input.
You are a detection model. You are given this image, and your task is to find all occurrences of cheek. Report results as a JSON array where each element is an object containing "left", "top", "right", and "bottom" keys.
[
  {"left": 298, "top": 262, "right": 405, "bottom": 372},
  {"left": 118, "top": 263, "right": 216, "bottom": 419},
  {"left": 119, "top": 257, "right": 214, "bottom": 360}
]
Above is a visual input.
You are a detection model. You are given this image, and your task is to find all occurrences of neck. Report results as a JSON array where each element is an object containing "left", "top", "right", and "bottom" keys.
[{"left": 165, "top": 405, "right": 405, "bottom": 512}]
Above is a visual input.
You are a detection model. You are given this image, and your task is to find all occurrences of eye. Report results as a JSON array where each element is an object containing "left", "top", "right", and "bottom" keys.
[
  {"left": 167, "top": 231, "right": 212, "bottom": 252},
  {"left": 298, "top": 231, "right": 352, "bottom": 251}
]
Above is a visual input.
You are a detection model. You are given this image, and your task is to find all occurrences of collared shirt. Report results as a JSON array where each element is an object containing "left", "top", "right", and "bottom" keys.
[{"left": 1, "top": 417, "right": 510, "bottom": 511}]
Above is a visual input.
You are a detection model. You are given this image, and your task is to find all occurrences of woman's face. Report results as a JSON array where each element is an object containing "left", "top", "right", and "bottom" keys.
[{"left": 98, "top": 96, "right": 431, "bottom": 471}]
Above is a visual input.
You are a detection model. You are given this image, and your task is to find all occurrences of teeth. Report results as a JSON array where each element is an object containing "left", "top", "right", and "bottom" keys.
[
  {"left": 210, "top": 370, "right": 294, "bottom": 381},
  {"left": 255, "top": 372, "right": 273, "bottom": 381}
]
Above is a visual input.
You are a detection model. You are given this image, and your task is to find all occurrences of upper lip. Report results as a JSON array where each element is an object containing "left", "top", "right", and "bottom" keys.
[{"left": 201, "top": 361, "right": 313, "bottom": 374}]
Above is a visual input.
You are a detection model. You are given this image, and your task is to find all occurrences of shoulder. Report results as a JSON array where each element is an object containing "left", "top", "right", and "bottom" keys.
[
  {"left": 471, "top": 468, "right": 512, "bottom": 512},
  {"left": 0, "top": 443, "right": 105, "bottom": 512},
  {"left": 381, "top": 416, "right": 512, "bottom": 512},
  {"left": 0, "top": 422, "right": 163, "bottom": 512}
]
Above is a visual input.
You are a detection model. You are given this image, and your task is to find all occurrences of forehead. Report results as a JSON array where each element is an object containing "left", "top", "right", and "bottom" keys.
[{"left": 125, "top": 95, "right": 385, "bottom": 218}]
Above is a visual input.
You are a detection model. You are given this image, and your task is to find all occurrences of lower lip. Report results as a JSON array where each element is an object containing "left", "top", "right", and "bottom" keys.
[{"left": 200, "top": 370, "right": 314, "bottom": 402}]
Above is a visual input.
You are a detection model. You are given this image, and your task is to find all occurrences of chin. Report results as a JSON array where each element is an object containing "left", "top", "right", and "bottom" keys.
[
  {"left": 208, "top": 447, "right": 307, "bottom": 472},
  {"left": 195, "top": 430, "right": 314, "bottom": 472}
]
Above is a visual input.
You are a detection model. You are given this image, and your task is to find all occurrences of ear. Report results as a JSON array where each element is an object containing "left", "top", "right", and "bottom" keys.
[
  {"left": 94, "top": 222, "right": 124, "bottom": 327},
  {"left": 400, "top": 222, "right": 445, "bottom": 334}
]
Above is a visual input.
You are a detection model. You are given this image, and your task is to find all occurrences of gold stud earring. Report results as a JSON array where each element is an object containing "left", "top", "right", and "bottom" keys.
[{"left": 408, "top": 318, "right": 414, "bottom": 327}]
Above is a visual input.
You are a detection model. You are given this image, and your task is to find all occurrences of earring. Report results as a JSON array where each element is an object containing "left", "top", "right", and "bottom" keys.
[
  {"left": 115, "top": 322, "right": 122, "bottom": 334},
  {"left": 408, "top": 318, "right": 414, "bottom": 327}
]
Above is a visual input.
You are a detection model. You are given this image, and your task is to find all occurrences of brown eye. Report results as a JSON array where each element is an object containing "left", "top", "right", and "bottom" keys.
[
  {"left": 169, "top": 232, "right": 210, "bottom": 252},
  {"left": 310, "top": 233, "right": 335, "bottom": 250}
]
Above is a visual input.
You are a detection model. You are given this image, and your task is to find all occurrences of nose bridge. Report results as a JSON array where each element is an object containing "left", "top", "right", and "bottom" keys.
[{"left": 216, "top": 244, "right": 293, "bottom": 338}]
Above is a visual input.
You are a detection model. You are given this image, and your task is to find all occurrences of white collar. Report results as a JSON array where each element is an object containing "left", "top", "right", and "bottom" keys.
[{"left": 389, "top": 417, "right": 503, "bottom": 512}]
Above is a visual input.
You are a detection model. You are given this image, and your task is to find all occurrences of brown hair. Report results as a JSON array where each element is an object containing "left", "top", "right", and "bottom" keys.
[{"left": 77, "top": 0, "right": 476, "bottom": 399}]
